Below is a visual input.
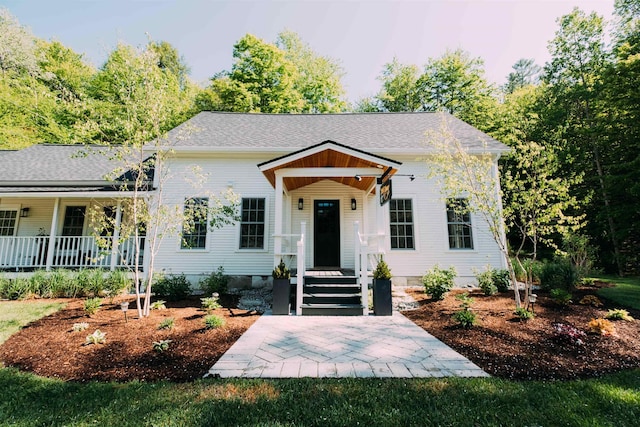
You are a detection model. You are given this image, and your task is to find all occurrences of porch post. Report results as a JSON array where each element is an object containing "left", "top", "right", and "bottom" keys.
[
  {"left": 45, "top": 198, "right": 60, "bottom": 271},
  {"left": 274, "top": 172, "right": 284, "bottom": 267},
  {"left": 376, "top": 178, "right": 385, "bottom": 254},
  {"left": 110, "top": 200, "right": 122, "bottom": 271}
]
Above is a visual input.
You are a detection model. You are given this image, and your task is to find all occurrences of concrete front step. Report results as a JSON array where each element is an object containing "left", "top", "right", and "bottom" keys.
[
  {"left": 304, "top": 276, "right": 358, "bottom": 285},
  {"left": 303, "top": 293, "right": 361, "bottom": 305},
  {"left": 301, "top": 303, "right": 365, "bottom": 316}
]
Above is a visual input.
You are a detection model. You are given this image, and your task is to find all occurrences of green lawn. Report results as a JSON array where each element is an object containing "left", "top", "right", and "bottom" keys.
[
  {"left": 0, "top": 300, "right": 65, "bottom": 344},
  {"left": 596, "top": 276, "right": 640, "bottom": 310},
  {"left": 1, "top": 299, "right": 639, "bottom": 426},
  {"left": 0, "top": 368, "right": 638, "bottom": 426}
]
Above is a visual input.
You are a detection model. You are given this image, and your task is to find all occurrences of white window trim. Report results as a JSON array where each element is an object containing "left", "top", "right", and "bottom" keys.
[
  {"left": 235, "top": 195, "right": 270, "bottom": 253},
  {"left": 387, "top": 195, "right": 418, "bottom": 252},
  {"left": 58, "top": 203, "right": 89, "bottom": 237},
  {"left": 444, "top": 198, "right": 477, "bottom": 252},
  {"left": 0, "top": 204, "right": 21, "bottom": 237},
  {"left": 177, "top": 197, "right": 210, "bottom": 252}
]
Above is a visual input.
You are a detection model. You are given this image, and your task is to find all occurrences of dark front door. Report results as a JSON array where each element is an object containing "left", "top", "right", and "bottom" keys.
[{"left": 314, "top": 200, "right": 340, "bottom": 268}]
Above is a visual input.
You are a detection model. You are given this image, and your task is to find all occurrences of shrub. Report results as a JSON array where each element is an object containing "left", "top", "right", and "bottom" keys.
[
  {"left": 550, "top": 288, "right": 572, "bottom": 307},
  {"left": 204, "top": 314, "right": 226, "bottom": 329},
  {"left": 579, "top": 295, "right": 603, "bottom": 307},
  {"left": 511, "top": 258, "right": 543, "bottom": 283},
  {"left": 104, "top": 269, "right": 131, "bottom": 297},
  {"left": 605, "top": 309, "right": 634, "bottom": 322},
  {"left": 199, "top": 266, "right": 228, "bottom": 295},
  {"left": 153, "top": 274, "right": 191, "bottom": 301},
  {"left": 373, "top": 256, "right": 392, "bottom": 280},
  {"left": 514, "top": 307, "right": 534, "bottom": 321},
  {"left": 72, "top": 322, "right": 89, "bottom": 332},
  {"left": 492, "top": 269, "right": 511, "bottom": 293},
  {"left": 77, "top": 269, "right": 106, "bottom": 296},
  {"left": 539, "top": 260, "right": 578, "bottom": 291},
  {"left": 49, "top": 269, "right": 77, "bottom": 297},
  {"left": 150, "top": 300, "right": 167, "bottom": 310},
  {"left": 201, "top": 296, "right": 221, "bottom": 313},
  {"left": 553, "top": 322, "right": 586, "bottom": 346},
  {"left": 452, "top": 292, "right": 476, "bottom": 328},
  {"left": 272, "top": 259, "right": 291, "bottom": 279},
  {"left": 83, "top": 297, "right": 102, "bottom": 316},
  {"left": 422, "top": 265, "right": 456, "bottom": 300},
  {"left": 158, "top": 318, "right": 175, "bottom": 330},
  {"left": 85, "top": 329, "right": 106, "bottom": 345},
  {"left": 152, "top": 339, "right": 172, "bottom": 352},
  {"left": 580, "top": 277, "right": 596, "bottom": 286},
  {"left": 588, "top": 318, "right": 616, "bottom": 336},
  {"left": 476, "top": 269, "right": 497, "bottom": 296}
]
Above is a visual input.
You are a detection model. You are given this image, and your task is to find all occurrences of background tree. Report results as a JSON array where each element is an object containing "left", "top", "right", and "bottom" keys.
[
  {"left": 376, "top": 58, "right": 422, "bottom": 112},
  {"left": 276, "top": 30, "right": 347, "bottom": 112},
  {"left": 503, "top": 58, "right": 542, "bottom": 94}
]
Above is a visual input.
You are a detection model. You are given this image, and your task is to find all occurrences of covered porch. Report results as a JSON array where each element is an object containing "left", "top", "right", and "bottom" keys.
[
  {"left": 0, "top": 194, "right": 145, "bottom": 272},
  {"left": 258, "top": 140, "right": 402, "bottom": 315}
]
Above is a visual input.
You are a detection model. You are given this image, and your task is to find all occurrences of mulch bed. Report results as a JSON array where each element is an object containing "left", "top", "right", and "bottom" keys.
[
  {"left": 0, "top": 295, "right": 259, "bottom": 382},
  {"left": 403, "top": 282, "right": 640, "bottom": 380}
]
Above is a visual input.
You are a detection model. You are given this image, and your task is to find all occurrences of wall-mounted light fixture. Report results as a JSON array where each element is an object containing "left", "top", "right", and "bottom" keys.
[
  {"left": 351, "top": 198, "right": 357, "bottom": 210},
  {"left": 20, "top": 207, "right": 30, "bottom": 218},
  {"left": 298, "top": 198, "right": 304, "bottom": 210},
  {"left": 354, "top": 175, "right": 362, "bottom": 181}
]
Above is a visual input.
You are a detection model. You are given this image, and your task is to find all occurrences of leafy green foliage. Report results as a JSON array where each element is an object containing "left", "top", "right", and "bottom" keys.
[
  {"left": 83, "top": 298, "right": 102, "bottom": 316},
  {"left": 153, "top": 275, "right": 191, "bottom": 301},
  {"left": 540, "top": 260, "right": 578, "bottom": 291},
  {"left": 150, "top": 300, "right": 167, "bottom": 310},
  {"left": 272, "top": 259, "right": 290, "bottom": 280},
  {"left": 452, "top": 292, "right": 477, "bottom": 328},
  {"left": 84, "top": 329, "right": 106, "bottom": 345},
  {"left": 201, "top": 297, "right": 221, "bottom": 313},
  {"left": 423, "top": 265, "right": 456, "bottom": 300},
  {"left": 152, "top": 339, "right": 172, "bottom": 352},
  {"left": 72, "top": 322, "right": 89, "bottom": 332},
  {"left": 550, "top": 288, "right": 573, "bottom": 307},
  {"left": 199, "top": 267, "right": 228, "bottom": 295},
  {"left": 493, "top": 269, "right": 511, "bottom": 293},
  {"left": 605, "top": 309, "right": 634, "bottom": 322},
  {"left": 157, "top": 318, "right": 175, "bottom": 330},
  {"left": 514, "top": 307, "right": 534, "bottom": 321},
  {"left": 579, "top": 295, "right": 603, "bottom": 307},
  {"left": 372, "top": 256, "right": 392, "bottom": 280},
  {"left": 204, "top": 314, "right": 225, "bottom": 329},
  {"left": 476, "top": 269, "right": 497, "bottom": 296}
]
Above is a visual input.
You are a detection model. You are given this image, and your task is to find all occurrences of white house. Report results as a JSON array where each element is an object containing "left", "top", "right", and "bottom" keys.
[{"left": 0, "top": 111, "right": 508, "bottom": 315}]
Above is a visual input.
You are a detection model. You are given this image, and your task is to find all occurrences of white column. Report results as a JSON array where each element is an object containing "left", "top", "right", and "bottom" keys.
[
  {"left": 274, "top": 172, "right": 284, "bottom": 267},
  {"left": 45, "top": 198, "right": 60, "bottom": 271},
  {"left": 110, "top": 200, "right": 122, "bottom": 271},
  {"left": 376, "top": 179, "right": 385, "bottom": 254},
  {"left": 296, "top": 221, "right": 306, "bottom": 316}
]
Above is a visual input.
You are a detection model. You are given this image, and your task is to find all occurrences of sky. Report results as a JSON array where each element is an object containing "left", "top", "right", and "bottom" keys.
[{"left": 2, "top": 0, "right": 615, "bottom": 103}]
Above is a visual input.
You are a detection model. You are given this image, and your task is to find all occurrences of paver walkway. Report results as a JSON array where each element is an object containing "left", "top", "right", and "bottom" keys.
[{"left": 207, "top": 312, "right": 489, "bottom": 378}]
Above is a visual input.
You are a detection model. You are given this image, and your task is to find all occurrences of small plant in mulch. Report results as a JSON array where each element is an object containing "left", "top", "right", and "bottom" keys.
[
  {"left": 588, "top": 318, "right": 616, "bottom": 336},
  {"left": 83, "top": 297, "right": 102, "bottom": 316},
  {"left": 514, "top": 307, "right": 534, "bottom": 321},
  {"left": 204, "top": 314, "right": 226, "bottom": 329},
  {"left": 452, "top": 292, "right": 477, "bottom": 328},
  {"left": 579, "top": 295, "right": 603, "bottom": 307},
  {"left": 605, "top": 309, "right": 634, "bottom": 322},
  {"left": 152, "top": 339, "right": 172, "bottom": 353},
  {"left": 550, "top": 288, "right": 572, "bottom": 307},
  {"left": 72, "top": 322, "right": 89, "bottom": 332},
  {"left": 476, "top": 269, "right": 498, "bottom": 296},
  {"left": 150, "top": 300, "right": 167, "bottom": 310},
  {"left": 85, "top": 329, "right": 106, "bottom": 345},
  {"left": 201, "top": 295, "right": 221, "bottom": 313},
  {"left": 552, "top": 322, "right": 587, "bottom": 346},
  {"left": 158, "top": 318, "right": 175, "bottom": 330}
]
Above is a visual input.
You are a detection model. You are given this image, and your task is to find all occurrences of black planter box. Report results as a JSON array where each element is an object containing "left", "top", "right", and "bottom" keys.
[
  {"left": 272, "top": 278, "right": 291, "bottom": 315},
  {"left": 373, "top": 278, "right": 392, "bottom": 316}
]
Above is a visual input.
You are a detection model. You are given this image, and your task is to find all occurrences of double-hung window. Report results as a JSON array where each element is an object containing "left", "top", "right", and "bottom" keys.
[
  {"left": 389, "top": 199, "right": 415, "bottom": 249},
  {"left": 0, "top": 210, "right": 18, "bottom": 236},
  {"left": 181, "top": 198, "right": 208, "bottom": 249},
  {"left": 239, "top": 198, "right": 265, "bottom": 249},
  {"left": 446, "top": 198, "right": 473, "bottom": 249}
]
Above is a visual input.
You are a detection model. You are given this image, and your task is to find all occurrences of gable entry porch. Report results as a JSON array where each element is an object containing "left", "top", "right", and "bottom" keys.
[{"left": 258, "top": 141, "right": 402, "bottom": 316}]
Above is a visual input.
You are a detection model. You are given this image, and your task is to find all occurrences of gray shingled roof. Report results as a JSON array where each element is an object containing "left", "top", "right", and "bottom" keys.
[
  {"left": 167, "top": 111, "right": 508, "bottom": 153},
  {"left": 0, "top": 145, "right": 130, "bottom": 190}
]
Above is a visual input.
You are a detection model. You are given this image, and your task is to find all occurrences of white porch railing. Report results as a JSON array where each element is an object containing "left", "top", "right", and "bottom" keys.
[
  {"left": 354, "top": 221, "right": 386, "bottom": 315},
  {"left": 0, "top": 236, "right": 144, "bottom": 271},
  {"left": 273, "top": 221, "right": 306, "bottom": 315}
]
